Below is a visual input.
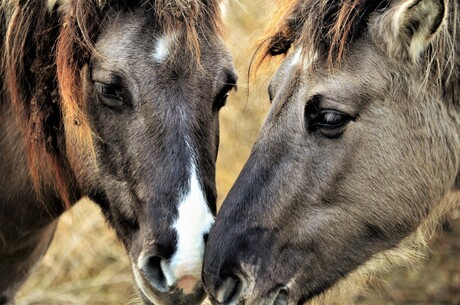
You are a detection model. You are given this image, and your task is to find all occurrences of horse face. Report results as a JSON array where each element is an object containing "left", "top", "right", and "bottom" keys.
[
  {"left": 73, "top": 8, "right": 236, "bottom": 305},
  {"left": 203, "top": 1, "right": 459, "bottom": 304}
]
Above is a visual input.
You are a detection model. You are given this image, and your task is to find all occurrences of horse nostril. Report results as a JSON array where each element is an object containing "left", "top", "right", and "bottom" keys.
[
  {"left": 273, "top": 288, "right": 288, "bottom": 305},
  {"left": 216, "top": 276, "right": 243, "bottom": 304},
  {"left": 140, "top": 255, "right": 168, "bottom": 292}
]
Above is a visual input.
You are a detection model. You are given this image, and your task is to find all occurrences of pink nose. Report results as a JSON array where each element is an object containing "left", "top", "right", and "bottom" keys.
[{"left": 177, "top": 275, "right": 200, "bottom": 294}]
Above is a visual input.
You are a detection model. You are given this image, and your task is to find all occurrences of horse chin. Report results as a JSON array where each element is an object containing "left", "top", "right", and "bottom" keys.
[
  {"left": 133, "top": 267, "right": 206, "bottom": 305},
  {"left": 138, "top": 285, "right": 206, "bottom": 305}
]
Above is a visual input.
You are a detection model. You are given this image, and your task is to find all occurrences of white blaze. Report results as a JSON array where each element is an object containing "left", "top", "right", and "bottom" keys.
[
  {"left": 291, "top": 47, "right": 318, "bottom": 70},
  {"left": 153, "top": 34, "right": 173, "bottom": 63},
  {"left": 165, "top": 163, "right": 215, "bottom": 286},
  {"left": 291, "top": 47, "right": 303, "bottom": 66},
  {"left": 133, "top": 161, "right": 214, "bottom": 301}
]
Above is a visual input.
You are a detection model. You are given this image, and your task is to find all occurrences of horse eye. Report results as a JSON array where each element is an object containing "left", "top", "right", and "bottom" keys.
[
  {"left": 219, "top": 92, "right": 230, "bottom": 108},
  {"left": 95, "top": 82, "right": 124, "bottom": 108},
  {"left": 306, "top": 108, "right": 353, "bottom": 138},
  {"left": 315, "top": 111, "right": 350, "bottom": 128},
  {"left": 214, "top": 85, "right": 234, "bottom": 110},
  {"left": 314, "top": 110, "right": 351, "bottom": 129},
  {"left": 268, "top": 83, "right": 275, "bottom": 103}
]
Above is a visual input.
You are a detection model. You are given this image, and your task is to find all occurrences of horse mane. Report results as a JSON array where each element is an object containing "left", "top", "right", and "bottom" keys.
[
  {"left": 0, "top": 0, "right": 224, "bottom": 207},
  {"left": 254, "top": 0, "right": 391, "bottom": 68},
  {"left": 255, "top": 0, "right": 459, "bottom": 78}
]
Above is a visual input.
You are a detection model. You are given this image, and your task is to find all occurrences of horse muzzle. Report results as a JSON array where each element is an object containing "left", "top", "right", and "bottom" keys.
[
  {"left": 210, "top": 274, "right": 289, "bottom": 305},
  {"left": 133, "top": 254, "right": 207, "bottom": 305}
]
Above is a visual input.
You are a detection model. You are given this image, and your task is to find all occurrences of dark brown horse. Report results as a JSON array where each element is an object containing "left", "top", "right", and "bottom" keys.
[
  {"left": 0, "top": 1, "right": 236, "bottom": 304},
  {"left": 203, "top": 0, "right": 459, "bottom": 304}
]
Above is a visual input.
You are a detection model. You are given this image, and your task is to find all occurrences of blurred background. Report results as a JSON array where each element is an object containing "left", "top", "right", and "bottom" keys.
[{"left": 16, "top": 1, "right": 460, "bottom": 304}]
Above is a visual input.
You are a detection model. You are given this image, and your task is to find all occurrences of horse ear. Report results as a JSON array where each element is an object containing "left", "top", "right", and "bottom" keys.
[{"left": 371, "top": 0, "right": 446, "bottom": 62}]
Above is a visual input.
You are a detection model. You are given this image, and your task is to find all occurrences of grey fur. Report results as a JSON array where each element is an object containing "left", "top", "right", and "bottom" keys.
[{"left": 203, "top": 0, "right": 459, "bottom": 304}]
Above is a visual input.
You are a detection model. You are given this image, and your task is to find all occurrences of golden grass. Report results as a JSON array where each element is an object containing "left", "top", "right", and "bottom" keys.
[{"left": 16, "top": 201, "right": 135, "bottom": 305}]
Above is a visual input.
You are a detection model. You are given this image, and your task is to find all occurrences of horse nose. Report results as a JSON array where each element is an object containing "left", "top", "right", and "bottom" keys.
[
  {"left": 139, "top": 251, "right": 204, "bottom": 295},
  {"left": 215, "top": 276, "right": 244, "bottom": 304},
  {"left": 139, "top": 255, "right": 169, "bottom": 292},
  {"left": 214, "top": 276, "right": 289, "bottom": 305}
]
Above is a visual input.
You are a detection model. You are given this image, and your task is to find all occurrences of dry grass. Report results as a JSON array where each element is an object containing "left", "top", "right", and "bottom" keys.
[
  {"left": 16, "top": 202, "right": 135, "bottom": 305},
  {"left": 15, "top": 1, "right": 460, "bottom": 304}
]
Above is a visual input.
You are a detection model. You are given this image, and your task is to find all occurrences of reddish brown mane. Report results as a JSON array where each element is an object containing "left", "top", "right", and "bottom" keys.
[
  {"left": 0, "top": 0, "right": 224, "bottom": 207},
  {"left": 1, "top": 1, "right": 72, "bottom": 206},
  {"left": 255, "top": 0, "right": 391, "bottom": 69}
]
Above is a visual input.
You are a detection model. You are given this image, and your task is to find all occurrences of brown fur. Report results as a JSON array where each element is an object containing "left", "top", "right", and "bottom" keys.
[{"left": 0, "top": 0, "right": 224, "bottom": 207}]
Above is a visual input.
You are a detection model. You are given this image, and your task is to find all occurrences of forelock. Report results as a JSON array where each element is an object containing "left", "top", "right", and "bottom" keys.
[{"left": 256, "top": 0, "right": 392, "bottom": 69}]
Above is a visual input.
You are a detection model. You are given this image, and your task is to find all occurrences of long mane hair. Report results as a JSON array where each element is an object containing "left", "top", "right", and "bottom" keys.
[
  {"left": 255, "top": 0, "right": 459, "bottom": 86},
  {"left": 0, "top": 0, "right": 223, "bottom": 207}
]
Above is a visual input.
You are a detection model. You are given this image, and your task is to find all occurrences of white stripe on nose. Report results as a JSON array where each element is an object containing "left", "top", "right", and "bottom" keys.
[{"left": 163, "top": 163, "right": 214, "bottom": 287}]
